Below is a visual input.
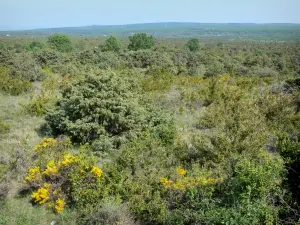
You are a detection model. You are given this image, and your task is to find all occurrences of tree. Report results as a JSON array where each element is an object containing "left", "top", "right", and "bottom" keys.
[
  {"left": 128, "top": 33, "right": 155, "bottom": 51},
  {"left": 29, "top": 41, "right": 44, "bottom": 51},
  {"left": 186, "top": 38, "right": 200, "bottom": 52},
  {"left": 102, "top": 36, "right": 122, "bottom": 52},
  {"left": 47, "top": 34, "right": 73, "bottom": 52}
]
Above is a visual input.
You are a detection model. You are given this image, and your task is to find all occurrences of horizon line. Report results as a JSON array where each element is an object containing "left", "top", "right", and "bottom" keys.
[{"left": 1, "top": 21, "right": 300, "bottom": 32}]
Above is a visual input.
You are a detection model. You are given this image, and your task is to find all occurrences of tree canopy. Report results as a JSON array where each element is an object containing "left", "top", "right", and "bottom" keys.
[
  {"left": 47, "top": 34, "right": 73, "bottom": 52},
  {"left": 128, "top": 33, "right": 155, "bottom": 51},
  {"left": 102, "top": 36, "right": 122, "bottom": 52},
  {"left": 186, "top": 38, "right": 200, "bottom": 52}
]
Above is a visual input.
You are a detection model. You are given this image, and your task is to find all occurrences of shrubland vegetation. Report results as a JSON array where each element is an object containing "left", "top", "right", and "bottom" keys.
[{"left": 0, "top": 33, "right": 300, "bottom": 224}]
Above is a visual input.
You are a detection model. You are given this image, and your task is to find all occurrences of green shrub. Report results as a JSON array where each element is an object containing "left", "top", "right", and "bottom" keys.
[
  {"left": 122, "top": 50, "right": 173, "bottom": 69},
  {"left": 75, "top": 50, "right": 123, "bottom": 69},
  {"left": 23, "top": 138, "right": 106, "bottom": 214},
  {"left": 0, "top": 67, "right": 32, "bottom": 95},
  {"left": 21, "top": 75, "right": 65, "bottom": 116},
  {"left": 47, "top": 34, "right": 73, "bottom": 52},
  {"left": 21, "top": 93, "right": 56, "bottom": 116},
  {"left": 45, "top": 72, "right": 175, "bottom": 148},
  {"left": 277, "top": 135, "right": 300, "bottom": 207},
  {"left": 128, "top": 33, "right": 155, "bottom": 51},
  {"left": 0, "top": 50, "right": 12, "bottom": 66},
  {"left": 0, "top": 120, "right": 10, "bottom": 138},
  {"left": 34, "top": 49, "right": 65, "bottom": 67},
  {"left": 10, "top": 52, "right": 45, "bottom": 81},
  {"left": 28, "top": 41, "right": 44, "bottom": 51},
  {"left": 186, "top": 38, "right": 200, "bottom": 52},
  {"left": 102, "top": 36, "right": 122, "bottom": 52},
  {"left": 196, "top": 82, "right": 269, "bottom": 163}
]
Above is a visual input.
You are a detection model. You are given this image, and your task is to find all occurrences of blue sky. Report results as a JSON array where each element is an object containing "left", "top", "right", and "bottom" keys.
[{"left": 0, "top": 0, "right": 299, "bottom": 30}]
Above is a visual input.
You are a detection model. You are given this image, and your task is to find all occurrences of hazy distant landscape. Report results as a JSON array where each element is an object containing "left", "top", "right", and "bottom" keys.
[{"left": 2, "top": 22, "right": 300, "bottom": 40}]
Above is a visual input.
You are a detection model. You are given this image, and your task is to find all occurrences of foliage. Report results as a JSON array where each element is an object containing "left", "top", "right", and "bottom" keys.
[
  {"left": 34, "top": 49, "right": 65, "bottom": 67},
  {"left": 45, "top": 72, "right": 175, "bottom": 148},
  {"left": 0, "top": 66, "right": 32, "bottom": 95},
  {"left": 47, "top": 34, "right": 73, "bottom": 52},
  {"left": 28, "top": 41, "right": 44, "bottom": 51},
  {"left": 1, "top": 36, "right": 300, "bottom": 224},
  {"left": 186, "top": 38, "right": 200, "bottom": 52},
  {"left": 0, "top": 120, "right": 10, "bottom": 138},
  {"left": 21, "top": 75, "right": 66, "bottom": 116},
  {"left": 24, "top": 138, "right": 104, "bottom": 213},
  {"left": 128, "top": 33, "right": 155, "bottom": 51},
  {"left": 102, "top": 36, "right": 122, "bottom": 52},
  {"left": 9, "top": 52, "right": 45, "bottom": 81},
  {"left": 277, "top": 135, "right": 300, "bottom": 207}
]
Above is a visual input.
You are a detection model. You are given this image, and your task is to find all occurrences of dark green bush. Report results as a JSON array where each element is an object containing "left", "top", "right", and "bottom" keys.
[
  {"left": 75, "top": 50, "right": 122, "bottom": 69},
  {"left": 186, "top": 38, "right": 200, "bottom": 52},
  {"left": 102, "top": 36, "right": 122, "bottom": 52},
  {"left": 28, "top": 41, "right": 44, "bottom": 51},
  {"left": 34, "top": 49, "right": 65, "bottom": 67},
  {"left": 47, "top": 34, "right": 73, "bottom": 52},
  {"left": 46, "top": 72, "right": 175, "bottom": 148},
  {"left": 128, "top": 33, "right": 155, "bottom": 51},
  {"left": 122, "top": 50, "right": 173, "bottom": 69}
]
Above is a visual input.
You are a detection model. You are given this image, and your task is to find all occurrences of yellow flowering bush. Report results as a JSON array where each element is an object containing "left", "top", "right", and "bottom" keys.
[
  {"left": 24, "top": 166, "right": 41, "bottom": 184},
  {"left": 161, "top": 167, "right": 223, "bottom": 191},
  {"left": 90, "top": 166, "right": 103, "bottom": 178},
  {"left": 55, "top": 198, "right": 65, "bottom": 213},
  {"left": 43, "top": 160, "right": 58, "bottom": 176},
  {"left": 34, "top": 138, "right": 57, "bottom": 152},
  {"left": 31, "top": 183, "right": 51, "bottom": 204},
  {"left": 176, "top": 166, "right": 187, "bottom": 176},
  {"left": 24, "top": 138, "right": 104, "bottom": 213},
  {"left": 58, "top": 153, "right": 78, "bottom": 167}
]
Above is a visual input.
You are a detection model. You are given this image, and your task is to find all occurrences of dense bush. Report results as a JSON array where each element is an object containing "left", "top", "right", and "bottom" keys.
[
  {"left": 34, "top": 49, "right": 65, "bottom": 67},
  {"left": 75, "top": 50, "right": 122, "bottom": 69},
  {"left": 102, "top": 36, "right": 122, "bottom": 52},
  {"left": 186, "top": 38, "right": 200, "bottom": 52},
  {"left": 122, "top": 50, "right": 174, "bottom": 69},
  {"left": 28, "top": 41, "right": 44, "bottom": 51},
  {"left": 23, "top": 138, "right": 105, "bottom": 213},
  {"left": 46, "top": 72, "right": 175, "bottom": 149},
  {"left": 47, "top": 34, "right": 73, "bottom": 52},
  {"left": 128, "top": 33, "right": 155, "bottom": 51},
  {"left": 0, "top": 66, "right": 32, "bottom": 95},
  {"left": 10, "top": 52, "right": 45, "bottom": 81}
]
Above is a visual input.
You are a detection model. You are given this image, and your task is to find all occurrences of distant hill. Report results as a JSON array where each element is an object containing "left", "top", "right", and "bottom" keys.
[{"left": 1, "top": 22, "right": 300, "bottom": 40}]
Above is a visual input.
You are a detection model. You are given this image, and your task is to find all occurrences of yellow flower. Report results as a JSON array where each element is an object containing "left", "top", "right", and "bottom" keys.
[
  {"left": 160, "top": 177, "right": 173, "bottom": 189},
  {"left": 34, "top": 138, "right": 57, "bottom": 152},
  {"left": 43, "top": 160, "right": 58, "bottom": 176},
  {"left": 24, "top": 166, "right": 41, "bottom": 183},
  {"left": 218, "top": 74, "right": 231, "bottom": 82},
  {"left": 90, "top": 166, "right": 103, "bottom": 178},
  {"left": 207, "top": 177, "right": 214, "bottom": 184},
  {"left": 176, "top": 167, "right": 187, "bottom": 176},
  {"left": 173, "top": 181, "right": 186, "bottom": 191},
  {"left": 55, "top": 198, "right": 65, "bottom": 213},
  {"left": 202, "top": 178, "right": 208, "bottom": 185},
  {"left": 31, "top": 183, "right": 51, "bottom": 204},
  {"left": 58, "top": 153, "right": 78, "bottom": 167}
]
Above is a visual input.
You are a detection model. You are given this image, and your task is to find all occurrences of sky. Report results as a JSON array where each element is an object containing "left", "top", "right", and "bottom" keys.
[{"left": 0, "top": 0, "right": 299, "bottom": 30}]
